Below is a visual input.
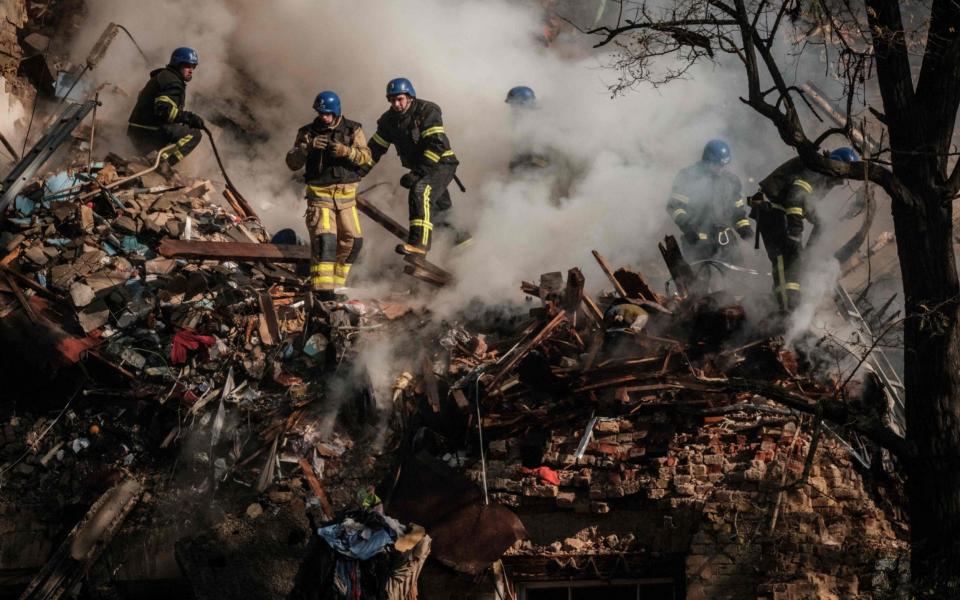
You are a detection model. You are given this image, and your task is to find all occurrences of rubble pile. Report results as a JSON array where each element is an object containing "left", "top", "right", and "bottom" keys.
[
  {"left": 381, "top": 248, "right": 909, "bottom": 598},
  {"left": 0, "top": 149, "right": 908, "bottom": 598}
]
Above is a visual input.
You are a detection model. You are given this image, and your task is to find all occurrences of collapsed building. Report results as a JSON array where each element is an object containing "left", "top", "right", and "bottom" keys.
[{"left": 0, "top": 2, "right": 915, "bottom": 600}]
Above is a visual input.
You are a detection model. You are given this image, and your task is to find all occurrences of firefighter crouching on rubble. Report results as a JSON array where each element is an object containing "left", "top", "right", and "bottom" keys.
[
  {"left": 286, "top": 91, "right": 372, "bottom": 301},
  {"left": 750, "top": 147, "right": 860, "bottom": 312},
  {"left": 363, "top": 77, "right": 466, "bottom": 257},
  {"left": 666, "top": 140, "right": 753, "bottom": 264},
  {"left": 127, "top": 47, "right": 204, "bottom": 176}
]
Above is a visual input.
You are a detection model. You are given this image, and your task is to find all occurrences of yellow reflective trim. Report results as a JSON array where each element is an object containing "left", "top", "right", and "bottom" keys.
[
  {"left": 422, "top": 126, "right": 445, "bottom": 137},
  {"left": 792, "top": 179, "right": 813, "bottom": 194},
  {"left": 784, "top": 283, "right": 801, "bottom": 291},
  {"left": 410, "top": 219, "right": 434, "bottom": 230},
  {"left": 670, "top": 193, "right": 690, "bottom": 204},
  {"left": 735, "top": 198, "right": 746, "bottom": 208},
  {"left": 785, "top": 207, "right": 804, "bottom": 217},
  {"left": 311, "top": 275, "right": 336, "bottom": 284},
  {"left": 698, "top": 233, "right": 708, "bottom": 240},
  {"left": 423, "top": 150, "right": 440, "bottom": 163},
  {"left": 371, "top": 133, "right": 390, "bottom": 148},
  {"left": 735, "top": 219, "right": 751, "bottom": 228},
  {"left": 351, "top": 206, "right": 362, "bottom": 235},
  {"left": 422, "top": 185, "right": 432, "bottom": 246},
  {"left": 321, "top": 207, "right": 330, "bottom": 231},
  {"left": 154, "top": 96, "right": 179, "bottom": 122},
  {"left": 311, "top": 263, "right": 335, "bottom": 273},
  {"left": 441, "top": 150, "right": 455, "bottom": 158},
  {"left": 672, "top": 208, "right": 688, "bottom": 219}
]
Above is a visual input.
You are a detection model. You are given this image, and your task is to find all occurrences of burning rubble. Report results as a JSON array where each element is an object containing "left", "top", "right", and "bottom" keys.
[{"left": 0, "top": 126, "right": 908, "bottom": 598}]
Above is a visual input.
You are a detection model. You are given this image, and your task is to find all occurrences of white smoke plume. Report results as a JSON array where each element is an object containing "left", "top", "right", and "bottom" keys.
[{"left": 65, "top": 0, "right": 884, "bottom": 337}]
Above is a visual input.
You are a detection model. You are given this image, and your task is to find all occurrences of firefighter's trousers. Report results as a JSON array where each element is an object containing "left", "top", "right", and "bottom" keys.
[
  {"left": 127, "top": 122, "right": 202, "bottom": 166},
  {"left": 304, "top": 184, "right": 363, "bottom": 292},
  {"left": 407, "top": 165, "right": 456, "bottom": 250}
]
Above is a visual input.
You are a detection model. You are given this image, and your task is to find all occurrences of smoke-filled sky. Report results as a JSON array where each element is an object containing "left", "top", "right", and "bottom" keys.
[{"left": 65, "top": 0, "right": 872, "bottom": 322}]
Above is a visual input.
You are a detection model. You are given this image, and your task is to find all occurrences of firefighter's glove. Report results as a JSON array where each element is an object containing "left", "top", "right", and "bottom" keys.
[
  {"left": 311, "top": 135, "right": 331, "bottom": 151},
  {"left": 683, "top": 230, "right": 700, "bottom": 245},
  {"left": 399, "top": 173, "right": 417, "bottom": 189},
  {"left": 329, "top": 141, "right": 351, "bottom": 158},
  {"left": 181, "top": 111, "right": 204, "bottom": 129}
]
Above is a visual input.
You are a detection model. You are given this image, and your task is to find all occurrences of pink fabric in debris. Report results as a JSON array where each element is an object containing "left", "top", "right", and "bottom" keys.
[{"left": 170, "top": 329, "right": 216, "bottom": 364}]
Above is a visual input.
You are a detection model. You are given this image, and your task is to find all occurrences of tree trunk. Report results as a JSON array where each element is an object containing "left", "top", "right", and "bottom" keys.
[{"left": 890, "top": 178, "right": 960, "bottom": 594}]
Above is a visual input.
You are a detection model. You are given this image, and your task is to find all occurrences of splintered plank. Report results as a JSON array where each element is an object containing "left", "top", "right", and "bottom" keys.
[
  {"left": 298, "top": 457, "right": 334, "bottom": 517},
  {"left": 160, "top": 239, "right": 310, "bottom": 263},
  {"left": 355, "top": 196, "right": 409, "bottom": 241},
  {"left": 613, "top": 267, "right": 659, "bottom": 303},
  {"left": 487, "top": 311, "right": 567, "bottom": 393},
  {"left": 591, "top": 250, "right": 628, "bottom": 297}
]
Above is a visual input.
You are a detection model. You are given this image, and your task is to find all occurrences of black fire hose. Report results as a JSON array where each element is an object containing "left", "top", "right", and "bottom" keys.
[{"left": 201, "top": 124, "right": 258, "bottom": 220}]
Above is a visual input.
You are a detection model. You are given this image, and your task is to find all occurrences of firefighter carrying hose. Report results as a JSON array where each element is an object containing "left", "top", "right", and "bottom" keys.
[
  {"left": 127, "top": 47, "right": 204, "bottom": 176},
  {"left": 363, "top": 77, "right": 468, "bottom": 257},
  {"left": 750, "top": 147, "right": 860, "bottom": 311},
  {"left": 286, "top": 91, "right": 372, "bottom": 301},
  {"left": 666, "top": 140, "right": 753, "bottom": 263}
]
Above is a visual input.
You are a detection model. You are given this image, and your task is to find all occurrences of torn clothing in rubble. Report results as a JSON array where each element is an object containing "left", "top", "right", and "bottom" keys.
[
  {"left": 289, "top": 510, "right": 428, "bottom": 600},
  {"left": 287, "top": 116, "right": 371, "bottom": 292},
  {"left": 127, "top": 66, "right": 202, "bottom": 166},
  {"left": 753, "top": 156, "right": 838, "bottom": 311},
  {"left": 666, "top": 161, "right": 751, "bottom": 263},
  {"left": 170, "top": 328, "right": 216, "bottom": 364}
]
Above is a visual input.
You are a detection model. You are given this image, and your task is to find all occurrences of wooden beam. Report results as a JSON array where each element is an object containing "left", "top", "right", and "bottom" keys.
[
  {"left": 356, "top": 196, "right": 409, "bottom": 241},
  {"left": 591, "top": 250, "right": 628, "bottom": 297},
  {"left": 160, "top": 239, "right": 311, "bottom": 262},
  {"left": 298, "top": 457, "right": 334, "bottom": 517}
]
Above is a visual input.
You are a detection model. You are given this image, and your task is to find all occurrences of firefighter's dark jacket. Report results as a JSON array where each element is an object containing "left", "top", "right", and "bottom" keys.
[
  {"left": 128, "top": 67, "right": 199, "bottom": 130},
  {"left": 367, "top": 99, "right": 458, "bottom": 175},
  {"left": 285, "top": 116, "right": 368, "bottom": 187},
  {"left": 666, "top": 161, "right": 750, "bottom": 240},
  {"left": 757, "top": 156, "right": 834, "bottom": 247}
]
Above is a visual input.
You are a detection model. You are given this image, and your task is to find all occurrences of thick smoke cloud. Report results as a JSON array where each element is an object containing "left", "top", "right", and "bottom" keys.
[{"left": 65, "top": 0, "right": 880, "bottom": 332}]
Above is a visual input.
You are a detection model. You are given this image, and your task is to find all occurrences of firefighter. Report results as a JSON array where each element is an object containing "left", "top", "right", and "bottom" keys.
[
  {"left": 505, "top": 86, "right": 548, "bottom": 174},
  {"left": 505, "top": 86, "right": 577, "bottom": 203},
  {"left": 666, "top": 140, "right": 752, "bottom": 263},
  {"left": 127, "top": 47, "right": 204, "bottom": 175},
  {"left": 365, "top": 77, "right": 462, "bottom": 257},
  {"left": 286, "top": 91, "right": 372, "bottom": 301},
  {"left": 751, "top": 147, "right": 860, "bottom": 311}
]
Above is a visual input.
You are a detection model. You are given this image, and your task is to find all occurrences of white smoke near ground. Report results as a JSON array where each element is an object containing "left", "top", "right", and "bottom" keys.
[
  {"left": 67, "top": 0, "right": 885, "bottom": 362},
  {"left": 74, "top": 0, "right": 787, "bottom": 306}
]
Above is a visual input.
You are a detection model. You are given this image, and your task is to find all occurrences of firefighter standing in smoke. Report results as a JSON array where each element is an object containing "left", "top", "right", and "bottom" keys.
[
  {"left": 364, "top": 78, "right": 464, "bottom": 257},
  {"left": 286, "top": 91, "right": 372, "bottom": 301},
  {"left": 666, "top": 140, "right": 753, "bottom": 263},
  {"left": 127, "top": 47, "right": 204, "bottom": 175},
  {"left": 750, "top": 147, "right": 860, "bottom": 311}
]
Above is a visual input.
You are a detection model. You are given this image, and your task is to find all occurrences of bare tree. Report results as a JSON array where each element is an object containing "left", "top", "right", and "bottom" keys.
[{"left": 586, "top": 0, "right": 960, "bottom": 593}]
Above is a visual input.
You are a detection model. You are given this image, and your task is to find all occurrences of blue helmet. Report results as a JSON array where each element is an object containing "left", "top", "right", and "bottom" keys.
[
  {"left": 313, "top": 91, "right": 341, "bottom": 116},
  {"left": 505, "top": 86, "right": 536, "bottom": 107},
  {"left": 702, "top": 139, "right": 732, "bottom": 166},
  {"left": 386, "top": 77, "right": 416, "bottom": 99},
  {"left": 829, "top": 147, "right": 860, "bottom": 163},
  {"left": 169, "top": 47, "right": 199, "bottom": 67}
]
